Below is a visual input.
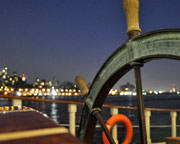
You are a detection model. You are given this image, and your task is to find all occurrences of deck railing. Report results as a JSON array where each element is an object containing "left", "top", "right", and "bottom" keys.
[
  {"left": 108, "top": 107, "right": 178, "bottom": 144},
  {"left": 106, "top": 105, "right": 180, "bottom": 144},
  {"left": 0, "top": 95, "right": 180, "bottom": 144},
  {"left": 67, "top": 104, "right": 179, "bottom": 143}
]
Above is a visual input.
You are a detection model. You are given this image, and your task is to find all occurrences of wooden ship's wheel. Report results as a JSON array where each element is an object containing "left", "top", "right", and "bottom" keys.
[{"left": 78, "top": 0, "right": 180, "bottom": 144}]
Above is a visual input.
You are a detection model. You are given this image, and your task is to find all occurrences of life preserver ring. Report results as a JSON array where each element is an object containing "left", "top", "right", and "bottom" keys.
[{"left": 102, "top": 114, "right": 133, "bottom": 144}]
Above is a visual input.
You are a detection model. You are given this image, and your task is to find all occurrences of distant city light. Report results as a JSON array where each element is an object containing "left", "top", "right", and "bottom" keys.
[
  {"left": 2, "top": 69, "right": 5, "bottom": 73},
  {"left": 0, "top": 65, "right": 178, "bottom": 98},
  {"left": 16, "top": 91, "right": 22, "bottom": 96},
  {"left": 51, "top": 89, "right": 57, "bottom": 96}
]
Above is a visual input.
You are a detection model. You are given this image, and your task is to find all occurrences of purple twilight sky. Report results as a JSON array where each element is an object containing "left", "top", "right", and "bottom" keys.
[{"left": 0, "top": 0, "right": 180, "bottom": 90}]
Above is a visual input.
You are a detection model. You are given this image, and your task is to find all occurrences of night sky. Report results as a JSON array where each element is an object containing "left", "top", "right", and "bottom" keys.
[{"left": 0, "top": 0, "right": 180, "bottom": 91}]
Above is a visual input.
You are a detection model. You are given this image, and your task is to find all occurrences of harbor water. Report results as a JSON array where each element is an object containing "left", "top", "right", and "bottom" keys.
[{"left": 1, "top": 93, "right": 180, "bottom": 143}]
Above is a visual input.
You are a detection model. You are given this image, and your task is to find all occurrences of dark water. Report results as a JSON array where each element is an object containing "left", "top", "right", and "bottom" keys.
[{"left": 1, "top": 93, "right": 180, "bottom": 143}]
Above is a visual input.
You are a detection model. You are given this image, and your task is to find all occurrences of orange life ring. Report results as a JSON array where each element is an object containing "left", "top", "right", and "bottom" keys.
[{"left": 102, "top": 114, "right": 133, "bottom": 144}]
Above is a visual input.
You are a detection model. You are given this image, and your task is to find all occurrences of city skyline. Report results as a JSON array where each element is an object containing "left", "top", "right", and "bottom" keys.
[
  {"left": 0, "top": 65, "right": 178, "bottom": 92},
  {"left": 0, "top": 64, "right": 178, "bottom": 97},
  {"left": 0, "top": 0, "right": 180, "bottom": 91}
]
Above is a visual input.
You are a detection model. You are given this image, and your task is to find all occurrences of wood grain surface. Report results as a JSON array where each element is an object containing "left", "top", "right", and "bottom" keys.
[{"left": 0, "top": 110, "right": 83, "bottom": 144}]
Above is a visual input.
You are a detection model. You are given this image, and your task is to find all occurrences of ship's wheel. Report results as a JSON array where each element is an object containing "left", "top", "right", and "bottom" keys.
[
  {"left": 77, "top": 0, "right": 180, "bottom": 143},
  {"left": 78, "top": 29, "right": 180, "bottom": 144}
]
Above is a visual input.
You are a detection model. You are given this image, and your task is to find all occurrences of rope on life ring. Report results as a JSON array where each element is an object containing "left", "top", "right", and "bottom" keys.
[{"left": 102, "top": 114, "right": 133, "bottom": 144}]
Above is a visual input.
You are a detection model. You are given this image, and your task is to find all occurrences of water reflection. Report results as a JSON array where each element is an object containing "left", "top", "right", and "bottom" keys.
[
  {"left": 127, "top": 95, "right": 134, "bottom": 117},
  {"left": 50, "top": 102, "right": 58, "bottom": 123},
  {"left": 41, "top": 96, "right": 46, "bottom": 113},
  {"left": 0, "top": 98, "right": 11, "bottom": 106}
]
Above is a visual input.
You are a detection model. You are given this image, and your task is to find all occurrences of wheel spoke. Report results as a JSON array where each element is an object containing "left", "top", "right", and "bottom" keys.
[
  {"left": 92, "top": 109, "right": 116, "bottom": 144},
  {"left": 134, "top": 64, "right": 147, "bottom": 144}
]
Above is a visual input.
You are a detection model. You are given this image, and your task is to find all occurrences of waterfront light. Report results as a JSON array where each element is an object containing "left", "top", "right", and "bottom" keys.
[
  {"left": 51, "top": 89, "right": 57, "bottom": 96},
  {"left": 30, "top": 89, "right": 34, "bottom": 94},
  {"left": 74, "top": 92, "right": 78, "bottom": 96},
  {"left": 4, "top": 91, "right": 8, "bottom": 95},
  {"left": 16, "top": 91, "right": 22, "bottom": 96},
  {"left": 158, "top": 91, "right": 163, "bottom": 94},
  {"left": 149, "top": 90, "right": 153, "bottom": 94},
  {"left": 2, "top": 69, "right": 5, "bottom": 73},
  {"left": 42, "top": 88, "right": 45, "bottom": 92},
  {"left": 132, "top": 92, "right": 136, "bottom": 96},
  {"left": 143, "top": 92, "right": 147, "bottom": 95},
  {"left": 154, "top": 91, "right": 158, "bottom": 95}
]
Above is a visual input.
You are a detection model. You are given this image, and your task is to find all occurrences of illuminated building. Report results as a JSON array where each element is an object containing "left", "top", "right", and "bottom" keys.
[
  {"left": 119, "top": 82, "right": 136, "bottom": 96},
  {"left": 21, "top": 74, "right": 27, "bottom": 82}
]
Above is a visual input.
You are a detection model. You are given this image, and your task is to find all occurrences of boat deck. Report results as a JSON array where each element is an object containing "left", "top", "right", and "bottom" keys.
[{"left": 0, "top": 107, "right": 83, "bottom": 144}]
